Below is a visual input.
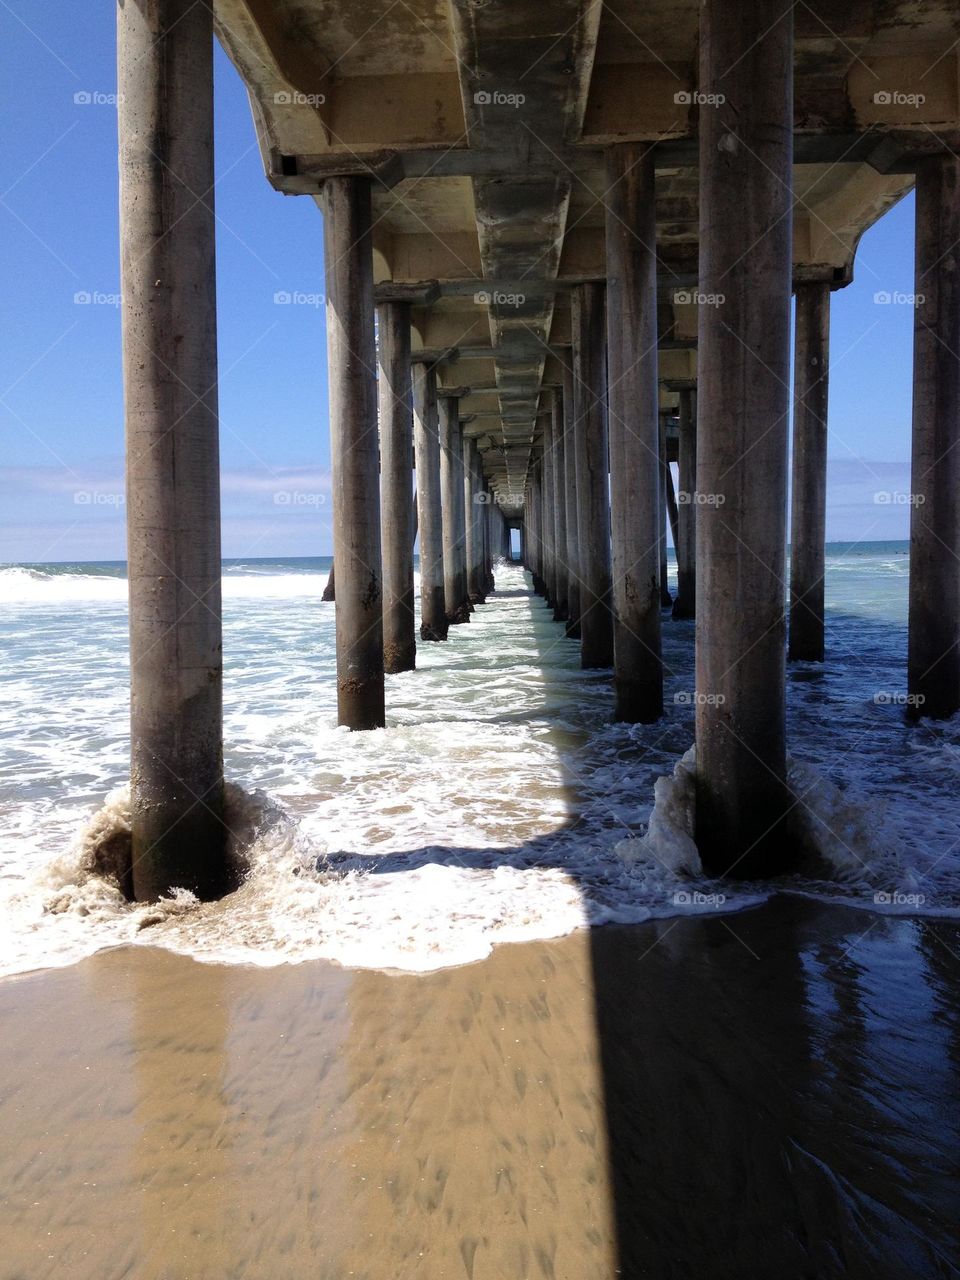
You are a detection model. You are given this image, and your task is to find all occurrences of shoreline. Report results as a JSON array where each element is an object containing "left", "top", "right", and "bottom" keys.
[{"left": 2, "top": 896, "right": 958, "bottom": 1279}]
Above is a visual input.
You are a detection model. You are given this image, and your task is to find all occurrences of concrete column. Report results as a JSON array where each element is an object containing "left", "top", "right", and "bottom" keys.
[
  {"left": 572, "top": 283, "right": 613, "bottom": 668},
  {"left": 118, "top": 0, "right": 226, "bottom": 902},
  {"left": 439, "top": 395, "right": 471, "bottom": 624},
  {"left": 323, "top": 176, "right": 384, "bottom": 731},
  {"left": 413, "top": 364, "right": 447, "bottom": 641},
  {"left": 606, "top": 142, "right": 663, "bottom": 721},
  {"left": 673, "top": 388, "right": 697, "bottom": 620},
  {"left": 540, "top": 404, "right": 557, "bottom": 609},
  {"left": 658, "top": 416, "right": 673, "bottom": 607},
  {"left": 695, "top": 0, "right": 794, "bottom": 875},
  {"left": 377, "top": 300, "right": 416, "bottom": 674},
  {"left": 562, "top": 365, "right": 582, "bottom": 639},
  {"left": 788, "top": 283, "right": 830, "bottom": 661},
  {"left": 551, "top": 390, "right": 569, "bottom": 621},
  {"left": 909, "top": 154, "right": 960, "bottom": 719},
  {"left": 464, "top": 437, "right": 485, "bottom": 604}
]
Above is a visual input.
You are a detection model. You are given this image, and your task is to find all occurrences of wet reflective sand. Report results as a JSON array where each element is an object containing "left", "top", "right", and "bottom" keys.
[{"left": 1, "top": 898, "right": 958, "bottom": 1279}]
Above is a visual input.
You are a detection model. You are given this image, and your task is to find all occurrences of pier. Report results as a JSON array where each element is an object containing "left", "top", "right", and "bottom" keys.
[{"left": 117, "top": 0, "right": 960, "bottom": 896}]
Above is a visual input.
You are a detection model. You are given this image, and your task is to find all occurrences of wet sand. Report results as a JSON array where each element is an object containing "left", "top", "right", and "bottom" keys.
[{"left": 1, "top": 897, "right": 959, "bottom": 1280}]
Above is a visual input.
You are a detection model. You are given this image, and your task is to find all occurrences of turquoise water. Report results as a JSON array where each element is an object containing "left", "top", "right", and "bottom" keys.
[{"left": 0, "top": 540, "right": 957, "bottom": 977}]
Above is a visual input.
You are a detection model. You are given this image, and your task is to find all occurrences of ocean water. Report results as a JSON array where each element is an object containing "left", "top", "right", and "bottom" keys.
[{"left": 1, "top": 542, "right": 958, "bottom": 978}]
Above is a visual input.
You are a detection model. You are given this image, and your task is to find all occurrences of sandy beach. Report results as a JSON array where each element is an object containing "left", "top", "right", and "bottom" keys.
[{"left": 2, "top": 897, "right": 958, "bottom": 1280}]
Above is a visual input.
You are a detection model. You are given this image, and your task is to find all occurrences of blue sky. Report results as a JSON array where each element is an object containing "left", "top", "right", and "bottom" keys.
[{"left": 0, "top": 2, "right": 917, "bottom": 562}]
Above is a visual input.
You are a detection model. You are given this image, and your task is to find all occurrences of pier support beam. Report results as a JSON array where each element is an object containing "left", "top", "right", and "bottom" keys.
[
  {"left": 909, "top": 153, "right": 960, "bottom": 719},
  {"left": 562, "top": 365, "right": 581, "bottom": 639},
  {"left": 119, "top": 0, "right": 227, "bottom": 901},
  {"left": 464, "top": 437, "right": 485, "bottom": 605},
  {"left": 551, "top": 390, "right": 569, "bottom": 622},
  {"left": 378, "top": 301, "right": 416, "bottom": 674},
  {"left": 439, "top": 395, "right": 470, "bottom": 624},
  {"left": 673, "top": 388, "right": 697, "bottom": 621},
  {"left": 323, "top": 175, "right": 384, "bottom": 730},
  {"left": 658, "top": 416, "right": 673, "bottom": 607},
  {"left": 413, "top": 364, "right": 447, "bottom": 641},
  {"left": 695, "top": 0, "right": 795, "bottom": 875},
  {"left": 606, "top": 142, "right": 663, "bottom": 721},
  {"left": 572, "top": 283, "right": 613, "bottom": 668},
  {"left": 541, "top": 401, "right": 557, "bottom": 610},
  {"left": 788, "top": 283, "right": 830, "bottom": 662}
]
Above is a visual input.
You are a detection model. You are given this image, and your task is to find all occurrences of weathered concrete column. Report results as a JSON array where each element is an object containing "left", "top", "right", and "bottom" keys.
[
  {"left": 673, "top": 388, "right": 697, "bottom": 620},
  {"left": 562, "top": 365, "right": 582, "bottom": 638},
  {"left": 788, "top": 283, "right": 830, "bottom": 662},
  {"left": 695, "top": 0, "right": 795, "bottom": 875},
  {"left": 377, "top": 300, "right": 416, "bottom": 674},
  {"left": 606, "top": 142, "right": 663, "bottom": 721},
  {"left": 551, "top": 390, "right": 569, "bottom": 621},
  {"left": 412, "top": 364, "right": 447, "bottom": 641},
  {"left": 572, "top": 283, "right": 613, "bottom": 668},
  {"left": 658, "top": 416, "right": 672, "bottom": 607},
  {"left": 323, "top": 175, "right": 384, "bottom": 730},
  {"left": 463, "top": 437, "right": 485, "bottom": 605},
  {"left": 540, "top": 403, "right": 557, "bottom": 609},
  {"left": 439, "top": 395, "right": 471, "bottom": 624},
  {"left": 118, "top": 0, "right": 226, "bottom": 902},
  {"left": 909, "top": 153, "right": 960, "bottom": 719}
]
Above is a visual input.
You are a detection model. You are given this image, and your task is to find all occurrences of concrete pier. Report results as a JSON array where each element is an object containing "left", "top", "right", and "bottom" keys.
[
  {"left": 658, "top": 417, "right": 672, "bottom": 607},
  {"left": 540, "top": 403, "right": 557, "bottom": 610},
  {"left": 377, "top": 301, "right": 416, "bottom": 674},
  {"left": 550, "top": 390, "right": 568, "bottom": 622},
  {"left": 788, "top": 283, "right": 830, "bottom": 662},
  {"left": 606, "top": 143, "right": 663, "bottom": 722},
  {"left": 412, "top": 364, "right": 448, "bottom": 641},
  {"left": 118, "top": 0, "right": 227, "bottom": 901},
  {"left": 323, "top": 175, "right": 384, "bottom": 730},
  {"left": 572, "top": 283, "right": 613, "bottom": 668},
  {"left": 463, "top": 437, "right": 485, "bottom": 605},
  {"left": 439, "top": 394, "right": 471, "bottom": 624},
  {"left": 673, "top": 388, "right": 697, "bottom": 621},
  {"left": 695, "top": 0, "right": 795, "bottom": 875},
  {"left": 562, "top": 365, "right": 581, "bottom": 640},
  {"left": 909, "top": 154, "right": 960, "bottom": 719}
]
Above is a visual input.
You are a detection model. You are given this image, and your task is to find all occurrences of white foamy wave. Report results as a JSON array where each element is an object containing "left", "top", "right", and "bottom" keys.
[{"left": 0, "top": 564, "right": 342, "bottom": 605}]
